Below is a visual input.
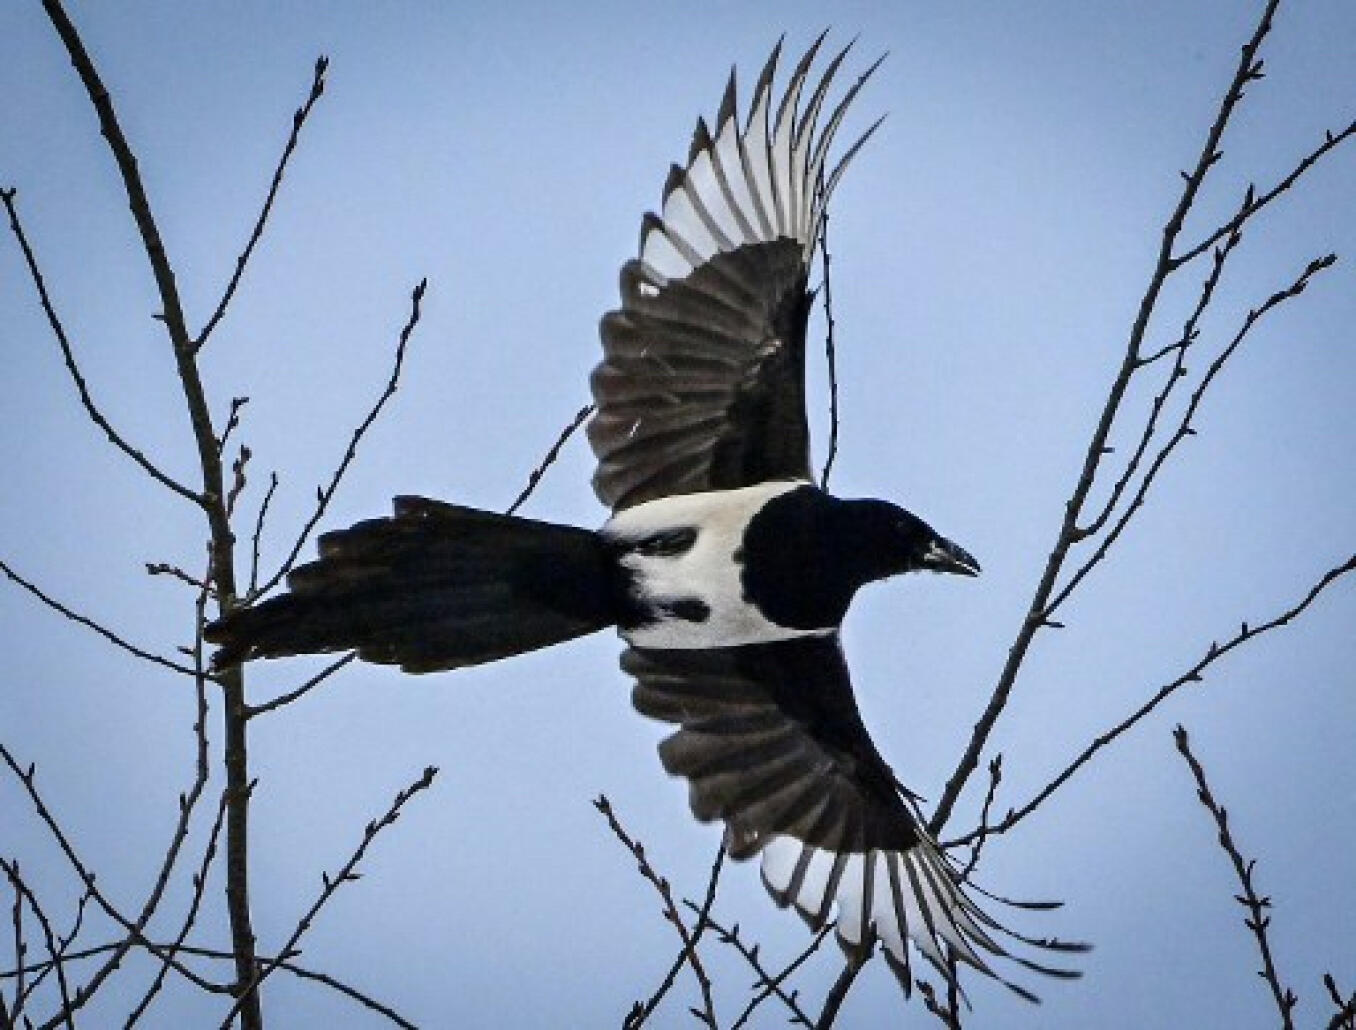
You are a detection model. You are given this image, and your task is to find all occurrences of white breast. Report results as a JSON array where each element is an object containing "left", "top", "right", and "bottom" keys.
[{"left": 602, "top": 481, "right": 830, "bottom": 649}]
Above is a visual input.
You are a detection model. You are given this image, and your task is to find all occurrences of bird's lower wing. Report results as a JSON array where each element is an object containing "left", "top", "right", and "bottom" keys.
[{"left": 624, "top": 637, "right": 1088, "bottom": 1000}]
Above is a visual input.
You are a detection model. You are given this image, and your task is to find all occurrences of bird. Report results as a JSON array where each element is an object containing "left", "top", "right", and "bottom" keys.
[{"left": 207, "top": 33, "right": 1086, "bottom": 1003}]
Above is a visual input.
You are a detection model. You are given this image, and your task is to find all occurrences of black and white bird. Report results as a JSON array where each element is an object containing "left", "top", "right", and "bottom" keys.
[{"left": 208, "top": 35, "right": 1085, "bottom": 1001}]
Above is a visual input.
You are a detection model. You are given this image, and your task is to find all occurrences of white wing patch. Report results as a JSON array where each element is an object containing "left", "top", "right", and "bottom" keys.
[
  {"left": 758, "top": 831, "right": 1052, "bottom": 999},
  {"left": 637, "top": 34, "right": 886, "bottom": 287}
]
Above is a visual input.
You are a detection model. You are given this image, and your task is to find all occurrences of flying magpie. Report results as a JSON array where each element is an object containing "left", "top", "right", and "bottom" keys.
[{"left": 208, "top": 34, "right": 1085, "bottom": 1001}]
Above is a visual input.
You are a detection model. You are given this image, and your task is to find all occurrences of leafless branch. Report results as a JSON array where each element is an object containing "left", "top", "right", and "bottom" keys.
[
  {"left": 625, "top": 844, "right": 726, "bottom": 1029},
  {"left": 595, "top": 796, "right": 717, "bottom": 1029},
  {"left": 1173, "top": 726, "right": 1297, "bottom": 1028},
  {"left": 1080, "top": 220, "right": 1243, "bottom": 542},
  {"left": 244, "top": 652, "right": 357, "bottom": 718},
  {"left": 950, "top": 551, "right": 1356, "bottom": 846},
  {"left": 0, "top": 557, "right": 202, "bottom": 677},
  {"left": 1045, "top": 253, "right": 1336, "bottom": 619},
  {"left": 1, "top": 860, "right": 74, "bottom": 1030},
  {"left": 35, "top": 4, "right": 264, "bottom": 1019},
  {"left": 696, "top": 910, "right": 825, "bottom": 1029},
  {"left": 194, "top": 57, "right": 330, "bottom": 353},
  {"left": 4, "top": 942, "right": 418, "bottom": 1030},
  {"left": 817, "top": 942, "right": 872, "bottom": 1029},
  {"left": 1324, "top": 973, "right": 1356, "bottom": 1030},
  {"left": 955, "top": 755, "right": 1002, "bottom": 878},
  {"left": 1171, "top": 117, "right": 1356, "bottom": 269},
  {"left": 818, "top": 185, "right": 840, "bottom": 491},
  {"left": 0, "top": 187, "right": 203, "bottom": 507},
  {"left": 0, "top": 744, "right": 227, "bottom": 1021},
  {"left": 124, "top": 789, "right": 229, "bottom": 1027},
  {"left": 506, "top": 403, "right": 594, "bottom": 516},
  {"left": 930, "top": 0, "right": 1355, "bottom": 833},
  {"left": 247, "top": 471, "right": 280, "bottom": 597},
  {"left": 255, "top": 278, "right": 427, "bottom": 599},
  {"left": 218, "top": 766, "right": 438, "bottom": 1028}
]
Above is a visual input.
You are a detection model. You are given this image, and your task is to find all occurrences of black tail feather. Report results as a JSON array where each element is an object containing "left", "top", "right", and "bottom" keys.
[{"left": 207, "top": 497, "right": 617, "bottom": 673}]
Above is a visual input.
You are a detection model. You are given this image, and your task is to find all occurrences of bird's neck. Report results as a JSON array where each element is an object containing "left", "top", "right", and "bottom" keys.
[{"left": 740, "top": 487, "right": 887, "bottom": 631}]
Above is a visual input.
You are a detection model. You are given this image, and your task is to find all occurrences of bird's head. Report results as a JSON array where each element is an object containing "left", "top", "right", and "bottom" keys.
[{"left": 846, "top": 499, "right": 981, "bottom": 582}]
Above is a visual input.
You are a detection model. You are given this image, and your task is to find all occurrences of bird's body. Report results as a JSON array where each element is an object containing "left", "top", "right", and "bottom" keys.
[
  {"left": 609, "top": 480, "right": 975, "bottom": 648},
  {"left": 207, "top": 33, "right": 1085, "bottom": 1004}
]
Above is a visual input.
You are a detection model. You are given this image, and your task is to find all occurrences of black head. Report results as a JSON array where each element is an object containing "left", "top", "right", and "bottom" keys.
[{"left": 845, "top": 499, "right": 981, "bottom": 583}]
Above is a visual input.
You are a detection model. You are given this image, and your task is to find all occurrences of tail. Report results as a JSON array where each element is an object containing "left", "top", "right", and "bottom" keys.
[{"left": 206, "top": 496, "right": 617, "bottom": 673}]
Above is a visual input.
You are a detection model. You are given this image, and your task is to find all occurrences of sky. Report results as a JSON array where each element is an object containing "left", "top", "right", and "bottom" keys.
[{"left": 1, "top": 3, "right": 1354, "bottom": 1028}]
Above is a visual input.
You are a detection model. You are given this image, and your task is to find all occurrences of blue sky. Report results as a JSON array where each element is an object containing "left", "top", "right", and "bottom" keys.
[{"left": 2, "top": 3, "right": 1354, "bottom": 1027}]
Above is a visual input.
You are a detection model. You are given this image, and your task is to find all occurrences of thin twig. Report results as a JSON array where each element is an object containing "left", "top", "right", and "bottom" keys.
[
  {"left": 1045, "top": 253, "right": 1337, "bottom": 620},
  {"left": 216, "top": 396, "right": 249, "bottom": 455},
  {"left": 37, "top": 5, "right": 263, "bottom": 1019},
  {"left": 244, "top": 652, "right": 357, "bottom": 718},
  {"left": 932, "top": 0, "right": 1291, "bottom": 833},
  {"left": 949, "top": 551, "right": 1356, "bottom": 845},
  {"left": 914, "top": 974, "right": 961, "bottom": 1029},
  {"left": 1079, "top": 220, "right": 1244, "bottom": 542},
  {"left": 506, "top": 403, "right": 594, "bottom": 516},
  {"left": 818, "top": 185, "right": 840, "bottom": 491},
  {"left": 625, "top": 843, "right": 725, "bottom": 1029},
  {"left": 217, "top": 766, "right": 438, "bottom": 1028},
  {"left": 594, "top": 796, "right": 717, "bottom": 1029},
  {"left": 124, "top": 790, "right": 229, "bottom": 1028},
  {"left": 1171, "top": 118, "right": 1356, "bottom": 270},
  {"left": 956, "top": 755, "right": 1002, "bottom": 878},
  {"left": 0, "top": 745, "right": 227, "bottom": 1016},
  {"left": 247, "top": 471, "right": 280, "bottom": 598},
  {"left": 718, "top": 918, "right": 830, "bottom": 1030},
  {"left": 145, "top": 562, "right": 211, "bottom": 592},
  {"left": 0, "top": 557, "right": 201, "bottom": 678},
  {"left": 1, "top": 860, "right": 74, "bottom": 1029},
  {"left": 7, "top": 862, "right": 22, "bottom": 1022},
  {"left": 3, "top": 943, "right": 418, "bottom": 1030},
  {"left": 0, "top": 188, "right": 203, "bottom": 507},
  {"left": 195, "top": 57, "right": 330, "bottom": 352},
  {"left": 256, "top": 279, "right": 427, "bottom": 598},
  {"left": 817, "top": 943, "right": 872, "bottom": 1029},
  {"left": 1173, "top": 726, "right": 1297, "bottom": 1028},
  {"left": 1324, "top": 973, "right": 1356, "bottom": 1030}
]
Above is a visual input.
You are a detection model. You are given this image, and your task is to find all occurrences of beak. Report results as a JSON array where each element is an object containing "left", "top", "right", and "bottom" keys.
[{"left": 922, "top": 536, "right": 981, "bottom": 577}]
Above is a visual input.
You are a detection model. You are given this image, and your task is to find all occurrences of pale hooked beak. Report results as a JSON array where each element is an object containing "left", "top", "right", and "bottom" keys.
[{"left": 921, "top": 536, "right": 981, "bottom": 577}]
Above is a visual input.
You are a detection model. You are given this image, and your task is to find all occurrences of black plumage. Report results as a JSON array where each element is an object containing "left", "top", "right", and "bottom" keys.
[{"left": 205, "top": 33, "right": 1086, "bottom": 1004}]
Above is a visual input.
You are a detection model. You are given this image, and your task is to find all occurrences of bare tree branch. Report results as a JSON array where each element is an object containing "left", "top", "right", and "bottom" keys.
[
  {"left": 124, "top": 790, "right": 229, "bottom": 1028},
  {"left": 816, "top": 942, "right": 872, "bottom": 1029},
  {"left": 818, "top": 186, "right": 840, "bottom": 491},
  {"left": 254, "top": 278, "right": 428, "bottom": 600},
  {"left": 0, "top": 188, "right": 204, "bottom": 507},
  {"left": 36, "top": 4, "right": 267, "bottom": 1020},
  {"left": 930, "top": 0, "right": 1356, "bottom": 834},
  {"left": 1, "top": 860, "right": 74, "bottom": 1030},
  {"left": 194, "top": 57, "right": 330, "bottom": 353},
  {"left": 624, "top": 844, "right": 725, "bottom": 1029},
  {"left": 1324, "top": 973, "right": 1356, "bottom": 1030},
  {"left": 950, "top": 551, "right": 1356, "bottom": 846},
  {"left": 595, "top": 796, "right": 717, "bottom": 1029},
  {"left": 1171, "top": 118, "right": 1356, "bottom": 270},
  {"left": 218, "top": 766, "right": 438, "bottom": 1028},
  {"left": 244, "top": 653, "right": 358, "bottom": 718},
  {"left": 1174, "top": 726, "right": 1298, "bottom": 1026},
  {"left": 0, "top": 557, "right": 201, "bottom": 677},
  {"left": 506, "top": 403, "right": 594, "bottom": 516}
]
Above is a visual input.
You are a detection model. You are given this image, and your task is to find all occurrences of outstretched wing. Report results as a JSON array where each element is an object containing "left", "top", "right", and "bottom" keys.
[
  {"left": 589, "top": 35, "right": 884, "bottom": 511},
  {"left": 625, "top": 637, "right": 1087, "bottom": 999}
]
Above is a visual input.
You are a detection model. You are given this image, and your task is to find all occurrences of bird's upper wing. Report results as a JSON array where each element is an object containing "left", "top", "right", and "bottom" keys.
[
  {"left": 589, "top": 36, "right": 884, "bottom": 511},
  {"left": 625, "top": 636, "right": 1087, "bottom": 999}
]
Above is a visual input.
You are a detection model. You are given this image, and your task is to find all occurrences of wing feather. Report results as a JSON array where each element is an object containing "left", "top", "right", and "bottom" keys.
[
  {"left": 623, "top": 637, "right": 1088, "bottom": 1000},
  {"left": 590, "top": 36, "right": 882, "bottom": 510}
]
